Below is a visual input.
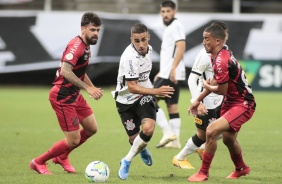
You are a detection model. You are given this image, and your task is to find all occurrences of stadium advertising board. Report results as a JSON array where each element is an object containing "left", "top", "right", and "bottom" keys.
[{"left": 0, "top": 11, "right": 281, "bottom": 90}]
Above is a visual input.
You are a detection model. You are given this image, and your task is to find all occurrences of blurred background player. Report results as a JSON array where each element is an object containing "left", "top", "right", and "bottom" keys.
[
  {"left": 172, "top": 21, "right": 228, "bottom": 169},
  {"left": 154, "top": 0, "right": 186, "bottom": 149},
  {"left": 29, "top": 12, "right": 104, "bottom": 174},
  {"left": 187, "top": 24, "right": 256, "bottom": 182},
  {"left": 112, "top": 23, "right": 174, "bottom": 180}
]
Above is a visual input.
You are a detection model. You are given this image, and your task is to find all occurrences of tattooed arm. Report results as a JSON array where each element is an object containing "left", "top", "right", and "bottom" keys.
[{"left": 60, "top": 62, "right": 103, "bottom": 100}]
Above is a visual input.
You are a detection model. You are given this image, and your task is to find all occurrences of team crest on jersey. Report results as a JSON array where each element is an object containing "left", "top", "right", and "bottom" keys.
[
  {"left": 65, "top": 53, "right": 73, "bottom": 60},
  {"left": 213, "top": 98, "right": 221, "bottom": 105},
  {"left": 124, "top": 119, "right": 135, "bottom": 131},
  {"left": 71, "top": 116, "right": 79, "bottom": 127}
]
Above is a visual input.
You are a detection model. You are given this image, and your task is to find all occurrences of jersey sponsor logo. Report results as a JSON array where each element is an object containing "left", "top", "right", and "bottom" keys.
[
  {"left": 84, "top": 54, "right": 89, "bottom": 60},
  {"left": 65, "top": 53, "right": 73, "bottom": 60},
  {"left": 215, "top": 52, "right": 222, "bottom": 73},
  {"left": 194, "top": 117, "right": 202, "bottom": 125},
  {"left": 124, "top": 119, "right": 135, "bottom": 131},
  {"left": 126, "top": 94, "right": 142, "bottom": 102},
  {"left": 139, "top": 95, "right": 153, "bottom": 106},
  {"left": 69, "top": 38, "right": 81, "bottom": 55},
  {"left": 128, "top": 60, "right": 136, "bottom": 77},
  {"left": 138, "top": 70, "right": 150, "bottom": 82}
]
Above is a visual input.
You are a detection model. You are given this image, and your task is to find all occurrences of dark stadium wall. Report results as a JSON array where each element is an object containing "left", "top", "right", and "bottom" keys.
[{"left": 0, "top": 12, "right": 281, "bottom": 90}]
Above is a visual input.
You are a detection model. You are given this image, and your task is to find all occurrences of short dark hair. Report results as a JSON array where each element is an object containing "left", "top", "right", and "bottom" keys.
[
  {"left": 204, "top": 25, "right": 226, "bottom": 41},
  {"left": 211, "top": 21, "right": 229, "bottom": 34},
  {"left": 131, "top": 23, "right": 148, "bottom": 35},
  {"left": 81, "top": 12, "right": 102, "bottom": 27},
  {"left": 161, "top": 0, "right": 176, "bottom": 9}
]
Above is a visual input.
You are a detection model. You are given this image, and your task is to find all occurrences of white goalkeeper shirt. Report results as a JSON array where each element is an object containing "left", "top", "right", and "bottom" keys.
[
  {"left": 188, "top": 48, "right": 223, "bottom": 109},
  {"left": 112, "top": 44, "right": 153, "bottom": 104},
  {"left": 158, "top": 18, "right": 186, "bottom": 80}
]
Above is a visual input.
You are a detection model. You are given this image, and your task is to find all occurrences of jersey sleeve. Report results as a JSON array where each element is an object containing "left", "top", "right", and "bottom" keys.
[
  {"left": 122, "top": 55, "right": 139, "bottom": 81},
  {"left": 63, "top": 41, "right": 84, "bottom": 66},
  {"left": 214, "top": 52, "right": 229, "bottom": 84},
  {"left": 191, "top": 49, "right": 209, "bottom": 76},
  {"left": 173, "top": 21, "right": 186, "bottom": 42}
]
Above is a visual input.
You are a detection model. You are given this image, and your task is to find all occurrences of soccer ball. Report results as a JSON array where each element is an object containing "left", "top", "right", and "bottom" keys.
[{"left": 85, "top": 161, "right": 110, "bottom": 182}]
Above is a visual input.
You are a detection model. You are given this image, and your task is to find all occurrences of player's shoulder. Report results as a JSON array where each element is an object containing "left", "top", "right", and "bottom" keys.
[
  {"left": 67, "top": 36, "right": 84, "bottom": 47},
  {"left": 170, "top": 18, "right": 184, "bottom": 29},
  {"left": 220, "top": 46, "right": 232, "bottom": 59}
]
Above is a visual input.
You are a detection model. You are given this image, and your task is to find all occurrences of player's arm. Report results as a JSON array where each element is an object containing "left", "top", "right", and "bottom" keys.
[
  {"left": 127, "top": 80, "right": 174, "bottom": 98},
  {"left": 83, "top": 74, "right": 104, "bottom": 100},
  {"left": 60, "top": 62, "right": 88, "bottom": 89},
  {"left": 188, "top": 72, "right": 201, "bottom": 103},
  {"left": 61, "top": 62, "right": 103, "bottom": 100},
  {"left": 83, "top": 74, "right": 95, "bottom": 87},
  {"left": 203, "top": 77, "right": 228, "bottom": 95},
  {"left": 170, "top": 40, "right": 185, "bottom": 83},
  {"left": 203, "top": 81, "right": 228, "bottom": 95}
]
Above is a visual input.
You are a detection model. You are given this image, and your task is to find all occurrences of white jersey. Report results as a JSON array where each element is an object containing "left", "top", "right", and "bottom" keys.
[
  {"left": 112, "top": 44, "right": 153, "bottom": 104},
  {"left": 159, "top": 19, "right": 186, "bottom": 80},
  {"left": 189, "top": 48, "right": 223, "bottom": 109}
]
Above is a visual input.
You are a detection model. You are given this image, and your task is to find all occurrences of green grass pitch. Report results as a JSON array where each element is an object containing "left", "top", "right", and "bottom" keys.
[{"left": 0, "top": 86, "right": 281, "bottom": 184}]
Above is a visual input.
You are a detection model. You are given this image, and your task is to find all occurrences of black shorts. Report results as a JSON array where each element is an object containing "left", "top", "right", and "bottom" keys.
[
  {"left": 116, "top": 95, "right": 158, "bottom": 136},
  {"left": 153, "top": 77, "right": 180, "bottom": 104},
  {"left": 195, "top": 105, "right": 221, "bottom": 131}
]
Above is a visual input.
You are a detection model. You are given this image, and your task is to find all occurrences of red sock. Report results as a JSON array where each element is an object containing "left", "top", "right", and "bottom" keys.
[
  {"left": 230, "top": 152, "right": 246, "bottom": 170},
  {"left": 59, "top": 129, "right": 91, "bottom": 160},
  {"left": 200, "top": 151, "right": 214, "bottom": 174},
  {"left": 35, "top": 139, "right": 70, "bottom": 164}
]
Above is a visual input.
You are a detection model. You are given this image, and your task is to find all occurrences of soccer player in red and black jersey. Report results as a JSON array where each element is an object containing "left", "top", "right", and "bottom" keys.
[
  {"left": 29, "top": 12, "right": 103, "bottom": 174},
  {"left": 187, "top": 25, "right": 256, "bottom": 182}
]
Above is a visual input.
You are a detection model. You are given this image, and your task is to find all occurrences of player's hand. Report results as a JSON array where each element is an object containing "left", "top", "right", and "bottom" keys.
[
  {"left": 157, "top": 85, "right": 174, "bottom": 98},
  {"left": 169, "top": 70, "right": 177, "bottom": 84},
  {"left": 188, "top": 100, "right": 201, "bottom": 116},
  {"left": 197, "top": 103, "right": 208, "bottom": 116},
  {"left": 87, "top": 86, "right": 104, "bottom": 101}
]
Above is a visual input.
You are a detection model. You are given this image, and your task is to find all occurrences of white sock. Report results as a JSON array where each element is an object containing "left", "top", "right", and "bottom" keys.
[
  {"left": 169, "top": 118, "right": 181, "bottom": 138},
  {"left": 124, "top": 134, "right": 147, "bottom": 161},
  {"left": 156, "top": 108, "right": 173, "bottom": 136},
  {"left": 199, "top": 143, "right": 205, "bottom": 150},
  {"left": 176, "top": 138, "right": 198, "bottom": 160}
]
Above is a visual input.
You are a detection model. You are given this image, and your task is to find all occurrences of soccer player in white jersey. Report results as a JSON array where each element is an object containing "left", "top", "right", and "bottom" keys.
[
  {"left": 172, "top": 21, "right": 229, "bottom": 169},
  {"left": 112, "top": 23, "right": 174, "bottom": 180},
  {"left": 154, "top": 0, "right": 186, "bottom": 149}
]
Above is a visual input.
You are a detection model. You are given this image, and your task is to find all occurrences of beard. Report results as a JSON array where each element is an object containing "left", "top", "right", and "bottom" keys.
[
  {"left": 86, "top": 35, "right": 98, "bottom": 45},
  {"left": 163, "top": 18, "right": 174, "bottom": 26}
]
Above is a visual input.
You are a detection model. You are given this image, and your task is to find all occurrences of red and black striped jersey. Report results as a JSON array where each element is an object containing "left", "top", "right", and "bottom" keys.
[
  {"left": 51, "top": 36, "right": 91, "bottom": 103},
  {"left": 212, "top": 47, "right": 255, "bottom": 105}
]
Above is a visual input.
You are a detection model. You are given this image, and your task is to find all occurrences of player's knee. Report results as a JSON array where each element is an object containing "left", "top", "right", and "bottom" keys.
[
  {"left": 206, "top": 127, "right": 217, "bottom": 141},
  {"left": 140, "top": 131, "right": 153, "bottom": 142},
  {"left": 142, "top": 126, "right": 154, "bottom": 136},
  {"left": 68, "top": 139, "right": 80, "bottom": 147},
  {"left": 89, "top": 127, "right": 98, "bottom": 135}
]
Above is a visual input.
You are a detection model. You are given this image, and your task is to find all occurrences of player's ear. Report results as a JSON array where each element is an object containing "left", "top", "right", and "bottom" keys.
[
  {"left": 130, "top": 36, "right": 133, "bottom": 43},
  {"left": 147, "top": 33, "right": 150, "bottom": 41},
  {"left": 81, "top": 26, "right": 85, "bottom": 34}
]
